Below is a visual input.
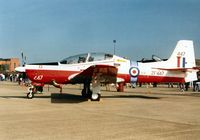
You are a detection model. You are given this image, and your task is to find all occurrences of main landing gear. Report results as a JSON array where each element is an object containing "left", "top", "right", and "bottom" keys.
[
  {"left": 82, "top": 74, "right": 101, "bottom": 101},
  {"left": 81, "top": 82, "right": 101, "bottom": 101}
]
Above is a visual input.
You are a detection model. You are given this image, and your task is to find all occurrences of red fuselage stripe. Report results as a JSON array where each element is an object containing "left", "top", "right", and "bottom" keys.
[
  {"left": 26, "top": 69, "right": 185, "bottom": 84},
  {"left": 26, "top": 69, "right": 77, "bottom": 84}
]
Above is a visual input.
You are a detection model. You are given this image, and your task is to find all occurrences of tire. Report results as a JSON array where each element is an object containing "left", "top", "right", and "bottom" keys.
[
  {"left": 27, "top": 92, "right": 34, "bottom": 99},
  {"left": 91, "top": 93, "right": 101, "bottom": 101}
]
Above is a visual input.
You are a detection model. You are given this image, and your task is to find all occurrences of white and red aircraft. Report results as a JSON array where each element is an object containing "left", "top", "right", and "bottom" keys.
[{"left": 16, "top": 40, "right": 199, "bottom": 101}]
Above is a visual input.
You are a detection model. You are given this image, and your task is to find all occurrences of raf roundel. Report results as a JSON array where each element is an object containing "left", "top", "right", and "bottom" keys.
[{"left": 129, "top": 67, "right": 140, "bottom": 77}]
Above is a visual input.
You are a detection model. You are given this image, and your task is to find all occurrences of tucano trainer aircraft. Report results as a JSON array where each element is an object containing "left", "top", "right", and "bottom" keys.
[{"left": 15, "top": 40, "right": 200, "bottom": 101}]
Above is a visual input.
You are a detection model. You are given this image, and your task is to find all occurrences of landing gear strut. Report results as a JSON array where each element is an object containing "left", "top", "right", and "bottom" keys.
[
  {"left": 81, "top": 82, "right": 92, "bottom": 98},
  {"left": 82, "top": 74, "right": 101, "bottom": 101},
  {"left": 91, "top": 74, "right": 101, "bottom": 101},
  {"left": 82, "top": 83, "right": 101, "bottom": 101}
]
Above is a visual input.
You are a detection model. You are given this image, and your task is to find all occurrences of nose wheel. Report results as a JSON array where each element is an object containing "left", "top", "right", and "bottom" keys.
[
  {"left": 27, "top": 85, "right": 36, "bottom": 99},
  {"left": 27, "top": 92, "right": 34, "bottom": 99}
]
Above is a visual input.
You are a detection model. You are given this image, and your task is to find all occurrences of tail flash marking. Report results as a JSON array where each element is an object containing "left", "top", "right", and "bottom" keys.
[
  {"left": 182, "top": 57, "right": 186, "bottom": 68},
  {"left": 177, "top": 56, "right": 181, "bottom": 68}
]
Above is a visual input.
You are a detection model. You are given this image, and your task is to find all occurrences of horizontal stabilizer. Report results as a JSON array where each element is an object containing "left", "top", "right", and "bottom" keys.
[{"left": 153, "top": 67, "right": 199, "bottom": 72}]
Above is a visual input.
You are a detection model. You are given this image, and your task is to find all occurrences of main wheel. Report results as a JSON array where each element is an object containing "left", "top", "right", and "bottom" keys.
[
  {"left": 91, "top": 93, "right": 101, "bottom": 101},
  {"left": 27, "top": 92, "right": 34, "bottom": 99}
]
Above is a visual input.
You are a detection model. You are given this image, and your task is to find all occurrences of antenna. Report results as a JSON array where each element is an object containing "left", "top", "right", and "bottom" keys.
[
  {"left": 21, "top": 51, "right": 24, "bottom": 66},
  {"left": 21, "top": 51, "right": 27, "bottom": 66},
  {"left": 113, "top": 40, "right": 116, "bottom": 55}
]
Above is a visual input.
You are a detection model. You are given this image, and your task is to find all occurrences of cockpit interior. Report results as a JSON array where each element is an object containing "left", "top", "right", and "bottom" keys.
[{"left": 60, "top": 53, "right": 113, "bottom": 64}]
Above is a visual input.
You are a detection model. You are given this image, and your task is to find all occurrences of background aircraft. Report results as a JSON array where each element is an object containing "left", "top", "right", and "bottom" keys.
[{"left": 16, "top": 40, "right": 199, "bottom": 101}]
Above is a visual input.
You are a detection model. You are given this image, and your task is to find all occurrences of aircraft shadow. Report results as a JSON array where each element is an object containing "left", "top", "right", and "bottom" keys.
[
  {"left": 0, "top": 95, "right": 51, "bottom": 99},
  {"left": 0, "top": 96, "right": 27, "bottom": 99},
  {"left": 51, "top": 93, "right": 88, "bottom": 103},
  {"left": 0, "top": 94, "right": 161, "bottom": 103},
  {"left": 102, "top": 95, "right": 161, "bottom": 99}
]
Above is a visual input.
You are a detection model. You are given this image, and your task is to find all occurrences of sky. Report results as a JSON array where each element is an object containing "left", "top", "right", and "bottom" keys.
[{"left": 0, "top": 0, "right": 200, "bottom": 63}]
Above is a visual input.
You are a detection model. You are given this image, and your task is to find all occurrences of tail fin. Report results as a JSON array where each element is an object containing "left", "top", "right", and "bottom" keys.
[
  {"left": 167, "top": 40, "right": 197, "bottom": 82},
  {"left": 167, "top": 40, "right": 196, "bottom": 68}
]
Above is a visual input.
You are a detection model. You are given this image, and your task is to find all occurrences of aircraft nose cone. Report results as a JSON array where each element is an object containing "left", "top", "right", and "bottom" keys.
[{"left": 15, "top": 66, "right": 26, "bottom": 72}]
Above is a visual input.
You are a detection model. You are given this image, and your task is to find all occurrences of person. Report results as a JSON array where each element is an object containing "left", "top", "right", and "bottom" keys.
[
  {"left": 185, "top": 82, "right": 190, "bottom": 91},
  {"left": 0, "top": 73, "right": 5, "bottom": 81},
  {"left": 168, "top": 83, "right": 174, "bottom": 88},
  {"left": 0, "top": 74, "right": 2, "bottom": 81},
  {"left": 179, "top": 83, "right": 184, "bottom": 92},
  {"left": 193, "top": 81, "right": 197, "bottom": 91},
  {"left": 10, "top": 74, "right": 13, "bottom": 82},
  {"left": 196, "top": 82, "right": 200, "bottom": 92},
  {"left": 193, "top": 81, "right": 200, "bottom": 92}
]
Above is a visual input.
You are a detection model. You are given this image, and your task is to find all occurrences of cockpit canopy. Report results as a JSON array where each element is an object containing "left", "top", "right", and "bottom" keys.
[
  {"left": 138, "top": 55, "right": 167, "bottom": 63},
  {"left": 60, "top": 53, "right": 113, "bottom": 64}
]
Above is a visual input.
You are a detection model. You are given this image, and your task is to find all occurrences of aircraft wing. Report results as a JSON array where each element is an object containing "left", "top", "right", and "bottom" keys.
[
  {"left": 153, "top": 67, "right": 200, "bottom": 72},
  {"left": 69, "top": 65, "right": 118, "bottom": 84}
]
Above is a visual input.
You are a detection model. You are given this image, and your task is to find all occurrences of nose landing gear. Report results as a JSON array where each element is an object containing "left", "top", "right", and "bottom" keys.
[
  {"left": 26, "top": 82, "right": 44, "bottom": 99},
  {"left": 27, "top": 85, "right": 36, "bottom": 99}
]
